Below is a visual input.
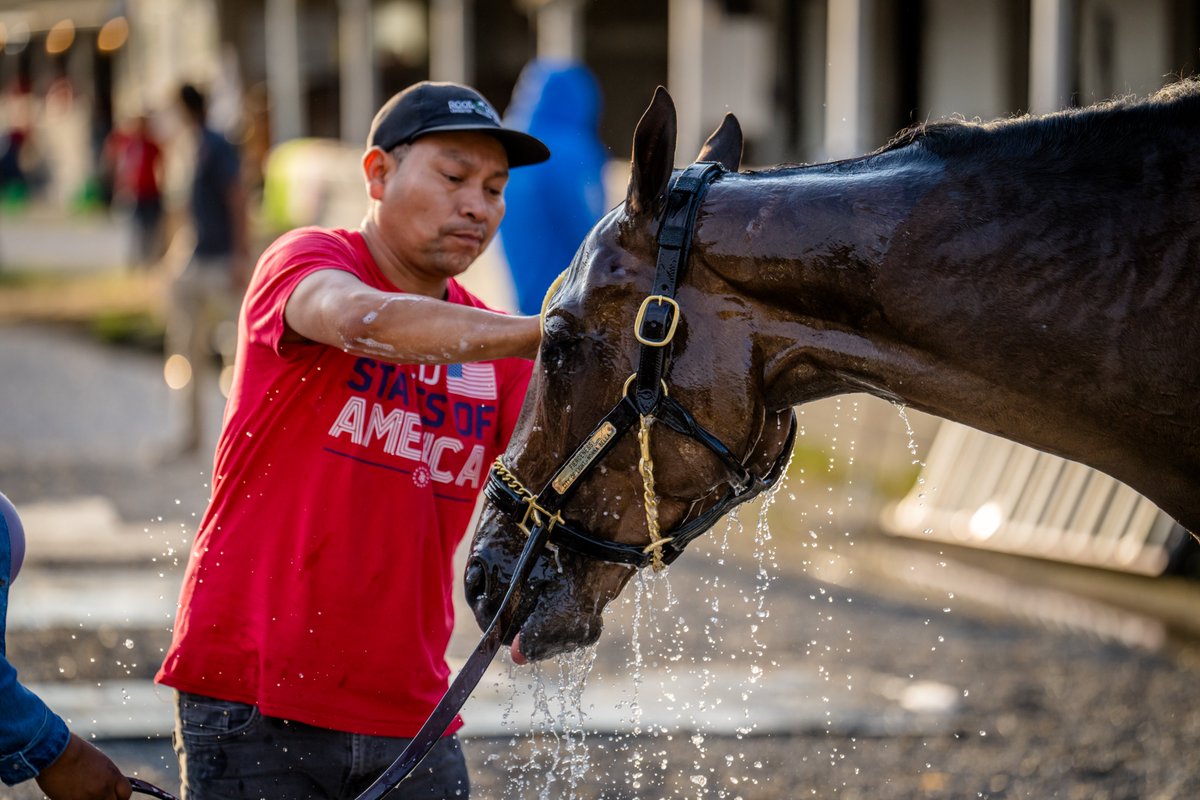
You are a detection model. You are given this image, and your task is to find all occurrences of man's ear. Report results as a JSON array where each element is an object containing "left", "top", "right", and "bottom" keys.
[{"left": 362, "top": 147, "right": 390, "bottom": 200}]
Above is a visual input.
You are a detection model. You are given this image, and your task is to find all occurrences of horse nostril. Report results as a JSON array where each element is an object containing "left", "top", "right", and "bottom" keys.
[{"left": 464, "top": 556, "right": 490, "bottom": 604}]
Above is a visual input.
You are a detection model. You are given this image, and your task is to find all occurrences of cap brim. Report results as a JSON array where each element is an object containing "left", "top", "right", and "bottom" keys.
[{"left": 410, "top": 124, "right": 551, "bottom": 167}]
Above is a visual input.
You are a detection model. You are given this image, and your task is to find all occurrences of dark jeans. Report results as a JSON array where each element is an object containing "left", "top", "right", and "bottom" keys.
[{"left": 174, "top": 692, "right": 470, "bottom": 800}]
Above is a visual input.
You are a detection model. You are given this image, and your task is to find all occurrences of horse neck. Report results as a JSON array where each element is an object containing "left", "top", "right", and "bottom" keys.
[
  {"left": 690, "top": 144, "right": 1200, "bottom": 526},
  {"left": 693, "top": 151, "right": 944, "bottom": 407}
]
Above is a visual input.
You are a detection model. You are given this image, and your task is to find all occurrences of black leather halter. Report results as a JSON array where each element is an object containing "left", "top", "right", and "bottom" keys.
[{"left": 484, "top": 161, "right": 798, "bottom": 569}]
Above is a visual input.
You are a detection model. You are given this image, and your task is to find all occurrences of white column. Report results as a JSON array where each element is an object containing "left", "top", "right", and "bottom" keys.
[
  {"left": 338, "top": 0, "right": 376, "bottom": 144},
  {"left": 667, "top": 0, "right": 710, "bottom": 165},
  {"left": 1029, "top": 0, "right": 1073, "bottom": 113},
  {"left": 536, "top": 0, "right": 584, "bottom": 61},
  {"left": 265, "top": 0, "right": 305, "bottom": 143},
  {"left": 824, "top": 0, "right": 873, "bottom": 159},
  {"left": 430, "top": 0, "right": 473, "bottom": 84}
]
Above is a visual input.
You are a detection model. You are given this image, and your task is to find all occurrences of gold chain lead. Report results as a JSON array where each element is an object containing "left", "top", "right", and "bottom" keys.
[{"left": 492, "top": 458, "right": 533, "bottom": 501}]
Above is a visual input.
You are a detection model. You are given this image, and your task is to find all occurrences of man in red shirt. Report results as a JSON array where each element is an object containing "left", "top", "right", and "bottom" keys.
[{"left": 156, "top": 82, "right": 549, "bottom": 800}]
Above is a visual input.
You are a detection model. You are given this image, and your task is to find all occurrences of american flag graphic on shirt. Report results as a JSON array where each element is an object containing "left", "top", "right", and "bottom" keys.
[{"left": 446, "top": 363, "right": 497, "bottom": 400}]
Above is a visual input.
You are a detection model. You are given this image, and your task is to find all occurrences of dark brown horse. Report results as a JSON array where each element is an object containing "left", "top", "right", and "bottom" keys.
[{"left": 466, "top": 81, "right": 1200, "bottom": 664}]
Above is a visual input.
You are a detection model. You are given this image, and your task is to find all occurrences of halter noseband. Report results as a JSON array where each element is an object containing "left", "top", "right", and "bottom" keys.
[{"left": 484, "top": 162, "right": 797, "bottom": 571}]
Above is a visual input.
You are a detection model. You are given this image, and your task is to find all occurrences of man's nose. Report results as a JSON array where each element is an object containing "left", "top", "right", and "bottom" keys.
[{"left": 459, "top": 186, "right": 493, "bottom": 221}]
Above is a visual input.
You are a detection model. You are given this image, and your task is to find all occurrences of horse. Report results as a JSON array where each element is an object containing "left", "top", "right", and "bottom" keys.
[{"left": 466, "top": 81, "right": 1200, "bottom": 664}]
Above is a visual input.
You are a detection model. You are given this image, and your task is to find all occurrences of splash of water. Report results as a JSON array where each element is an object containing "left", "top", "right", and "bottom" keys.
[{"left": 491, "top": 489, "right": 787, "bottom": 798}]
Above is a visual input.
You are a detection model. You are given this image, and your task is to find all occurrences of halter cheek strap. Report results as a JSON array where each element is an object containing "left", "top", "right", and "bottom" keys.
[{"left": 634, "top": 162, "right": 722, "bottom": 415}]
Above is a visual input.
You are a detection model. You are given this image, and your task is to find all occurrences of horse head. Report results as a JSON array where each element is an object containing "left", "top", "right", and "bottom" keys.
[{"left": 465, "top": 88, "right": 796, "bottom": 662}]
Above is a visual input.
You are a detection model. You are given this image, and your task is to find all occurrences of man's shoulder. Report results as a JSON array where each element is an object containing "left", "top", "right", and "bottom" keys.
[
  {"left": 268, "top": 226, "right": 359, "bottom": 254},
  {"left": 256, "top": 227, "right": 363, "bottom": 280}
]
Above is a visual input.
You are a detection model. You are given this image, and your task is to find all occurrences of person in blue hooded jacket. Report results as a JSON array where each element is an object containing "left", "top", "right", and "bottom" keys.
[
  {"left": 1, "top": 491, "right": 131, "bottom": 799},
  {"left": 499, "top": 60, "right": 608, "bottom": 315}
]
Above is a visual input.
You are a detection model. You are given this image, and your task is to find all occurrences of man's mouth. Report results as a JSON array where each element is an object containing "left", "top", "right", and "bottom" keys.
[{"left": 446, "top": 228, "right": 485, "bottom": 246}]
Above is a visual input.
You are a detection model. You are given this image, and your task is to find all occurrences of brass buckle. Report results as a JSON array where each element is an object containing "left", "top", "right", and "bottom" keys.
[
  {"left": 634, "top": 295, "right": 680, "bottom": 347},
  {"left": 519, "top": 498, "right": 564, "bottom": 535},
  {"left": 622, "top": 373, "right": 669, "bottom": 399}
]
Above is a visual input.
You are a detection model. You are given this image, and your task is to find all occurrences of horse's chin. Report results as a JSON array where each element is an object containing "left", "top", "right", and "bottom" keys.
[{"left": 508, "top": 593, "right": 604, "bottom": 663}]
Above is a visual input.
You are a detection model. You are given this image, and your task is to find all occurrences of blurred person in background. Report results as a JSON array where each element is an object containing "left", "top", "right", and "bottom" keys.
[
  {"left": 40, "top": 72, "right": 92, "bottom": 212},
  {"left": 163, "top": 83, "right": 249, "bottom": 457},
  {"left": 104, "top": 113, "right": 165, "bottom": 269},
  {"left": 499, "top": 59, "right": 608, "bottom": 315},
  {"left": 1, "top": 491, "right": 132, "bottom": 800},
  {"left": 0, "top": 76, "right": 34, "bottom": 206},
  {"left": 155, "top": 80, "right": 548, "bottom": 799}
]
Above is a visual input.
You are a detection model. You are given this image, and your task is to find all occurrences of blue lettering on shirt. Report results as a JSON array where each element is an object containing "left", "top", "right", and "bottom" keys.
[
  {"left": 376, "top": 363, "right": 398, "bottom": 399},
  {"left": 347, "top": 358, "right": 375, "bottom": 392},
  {"left": 422, "top": 393, "right": 446, "bottom": 427},
  {"left": 347, "top": 358, "right": 494, "bottom": 438},
  {"left": 387, "top": 372, "right": 409, "bottom": 403}
]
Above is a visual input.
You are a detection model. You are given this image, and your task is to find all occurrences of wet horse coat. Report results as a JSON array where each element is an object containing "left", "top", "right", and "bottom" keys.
[{"left": 467, "top": 82, "right": 1200, "bottom": 663}]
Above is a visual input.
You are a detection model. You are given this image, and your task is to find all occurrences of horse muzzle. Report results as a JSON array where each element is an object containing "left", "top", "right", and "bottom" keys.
[
  {"left": 464, "top": 513, "right": 561, "bottom": 646},
  {"left": 465, "top": 511, "right": 618, "bottom": 662}
]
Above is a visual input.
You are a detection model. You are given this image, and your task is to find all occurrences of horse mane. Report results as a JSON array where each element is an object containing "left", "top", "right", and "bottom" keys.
[{"left": 876, "top": 77, "right": 1200, "bottom": 165}]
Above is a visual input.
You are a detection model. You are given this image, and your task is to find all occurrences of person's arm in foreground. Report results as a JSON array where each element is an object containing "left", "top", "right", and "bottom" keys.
[
  {"left": 284, "top": 268, "right": 541, "bottom": 363},
  {"left": 1, "top": 492, "right": 132, "bottom": 800},
  {"left": 34, "top": 734, "right": 132, "bottom": 800},
  {"left": 0, "top": 660, "right": 129, "bottom": 800},
  {"left": 1, "top": 663, "right": 132, "bottom": 798}
]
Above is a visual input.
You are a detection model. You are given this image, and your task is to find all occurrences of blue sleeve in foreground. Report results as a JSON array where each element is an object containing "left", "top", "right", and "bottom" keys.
[{"left": 0, "top": 658, "right": 72, "bottom": 786}]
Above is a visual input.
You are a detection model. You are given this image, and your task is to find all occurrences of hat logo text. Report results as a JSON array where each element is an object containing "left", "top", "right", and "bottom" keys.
[{"left": 447, "top": 99, "right": 500, "bottom": 123}]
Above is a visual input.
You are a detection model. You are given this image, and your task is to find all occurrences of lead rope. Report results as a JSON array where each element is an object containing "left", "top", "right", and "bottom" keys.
[
  {"left": 637, "top": 415, "right": 672, "bottom": 571},
  {"left": 127, "top": 777, "right": 178, "bottom": 799}
]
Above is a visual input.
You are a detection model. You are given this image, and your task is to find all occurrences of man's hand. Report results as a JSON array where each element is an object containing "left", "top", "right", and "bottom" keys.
[{"left": 35, "top": 733, "right": 132, "bottom": 800}]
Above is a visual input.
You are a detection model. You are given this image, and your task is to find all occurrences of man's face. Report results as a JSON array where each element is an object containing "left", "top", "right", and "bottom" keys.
[{"left": 371, "top": 131, "right": 509, "bottom": 282}]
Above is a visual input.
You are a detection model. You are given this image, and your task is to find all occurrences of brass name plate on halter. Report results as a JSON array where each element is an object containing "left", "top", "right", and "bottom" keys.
[{"left": 552, "top": 422, "right": 617, "bottom": 494}]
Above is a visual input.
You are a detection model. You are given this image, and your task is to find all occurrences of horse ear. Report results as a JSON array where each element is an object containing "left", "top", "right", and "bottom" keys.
[
  {"left": 626, "top": 86, "right": 677, "bottom": 217},
  {"left": 697, "top": 113, "right": 743, "bottom": 171}
]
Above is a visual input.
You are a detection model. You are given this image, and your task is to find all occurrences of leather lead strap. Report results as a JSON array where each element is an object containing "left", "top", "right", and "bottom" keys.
[{"left": 354, "top": 523, "right": 553, "bottom": 800}]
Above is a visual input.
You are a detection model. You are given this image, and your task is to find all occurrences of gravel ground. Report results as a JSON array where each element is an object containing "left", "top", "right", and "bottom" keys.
[{"left": 383, "top": 552, "right": 1200, "bottom": 800}]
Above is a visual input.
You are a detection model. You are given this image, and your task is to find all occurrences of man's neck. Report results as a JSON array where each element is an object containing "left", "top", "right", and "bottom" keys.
[{"left": 359, "top": 222, "right": 449, "bottom": 299}]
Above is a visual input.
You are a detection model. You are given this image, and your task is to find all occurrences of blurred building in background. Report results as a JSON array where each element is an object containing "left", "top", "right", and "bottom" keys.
[
  {"left": 4, "top": 0, "right": 1199, "bottom": 180},
  {"left": 2, "top": 0, "right": 1196, "bottom": 573}
]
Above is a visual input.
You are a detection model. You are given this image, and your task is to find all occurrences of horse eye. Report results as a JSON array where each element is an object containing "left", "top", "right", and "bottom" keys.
[
  {"left": 540, "top": 333, "right": 576, "bottom": 372},
  {"left": 539, "top": 318, "right": 580, "bottom": 372}
]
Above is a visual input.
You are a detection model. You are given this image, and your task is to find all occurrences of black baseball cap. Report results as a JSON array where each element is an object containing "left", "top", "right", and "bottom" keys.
[{"left": 368, "top": 81, "right": 550, "bottom": 167}]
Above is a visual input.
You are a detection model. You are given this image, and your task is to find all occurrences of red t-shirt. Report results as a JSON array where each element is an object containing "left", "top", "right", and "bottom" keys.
[
  {"left": 156, "top": 227, "right": 532, "bottom": 736},
  {"left": 109, "top": 132, "right": 162, "bottom": 200}
]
